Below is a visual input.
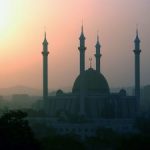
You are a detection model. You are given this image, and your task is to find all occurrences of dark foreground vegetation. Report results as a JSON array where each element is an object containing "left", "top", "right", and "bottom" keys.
[
  {"left": 0, "top": 110, "right": 40, "bottom": 150},
  {"left": 0, "top": 110, "right": 150, "bottom": 150}
]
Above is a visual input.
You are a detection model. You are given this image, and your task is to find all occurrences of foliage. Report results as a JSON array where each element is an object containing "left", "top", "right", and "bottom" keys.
[
  {"left": 41, "top": 134, "right": 85, "bottom": 150},
  {"left": 31, "top": 122, "right": 57, "bottom": 138},
  {"left": 85, "top": 127, "right": 120, "bottom": 150},
  {"left": 117, "top": 117, "right": 150, "bottom": 150},
  {"left": 23, "top": 108, "right": 48, "bottom": 117},
  {"left": 0, "top": 110, "right": 40, "bottom": 150},
  {"left": 1, "top": 109, "right": 150, "bottom": 150},
  {"left": 135, "top": 116, "right": 150, "bottom": 134}
]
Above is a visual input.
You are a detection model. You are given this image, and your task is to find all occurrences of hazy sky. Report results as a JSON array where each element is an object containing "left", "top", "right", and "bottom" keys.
[{"left": 0, "top": 0, "right": 150, "bottom": 91}]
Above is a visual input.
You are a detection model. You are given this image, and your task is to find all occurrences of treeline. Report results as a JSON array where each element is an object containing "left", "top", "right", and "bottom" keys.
[{"left": 0, "top": 110, "right": 150, "bottom": 150}]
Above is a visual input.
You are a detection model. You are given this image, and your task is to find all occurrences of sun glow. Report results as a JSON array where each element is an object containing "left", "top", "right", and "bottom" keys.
[{"left": 0, "top": 0, "right": 11, "bottom": 32}]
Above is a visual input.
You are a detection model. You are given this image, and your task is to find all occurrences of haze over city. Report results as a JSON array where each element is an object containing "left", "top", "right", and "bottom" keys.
[
  {"left": 0, "top": 1, "right": 150, "bottom": 149},
  {"left": 0, "top": 0, "right": 150, "bottom": 90}
]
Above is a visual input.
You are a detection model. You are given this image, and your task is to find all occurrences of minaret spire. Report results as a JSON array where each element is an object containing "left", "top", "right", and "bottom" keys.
[
  {"left": 78, "top": 24, "right": 86, "bottom": 74},
  {"left": 42, "top": 32, "right": 49, "bottom": 101},
  {"left": 97, "top": 31, "right": 99, "bottom": 43},
  {"left": 133, "top": 28, "right": 141, "bottom": 112},
  {"left": 43, "top": 31, "right": 48, "bottom": 45},
  {"left": 136, "top": 28, "right": 138, "bottom": 36},
  {"left": 44, "top": 31, "right": 46, "bottom": 39},
  {"left": 95, "top": 31, "right": 102, "bottom": 73},
  {"left": 81, "top": 23, "right": 83, "bottom": 33},
  {"left": 136, "top": 24, "right": 139, "bottom": 36}
]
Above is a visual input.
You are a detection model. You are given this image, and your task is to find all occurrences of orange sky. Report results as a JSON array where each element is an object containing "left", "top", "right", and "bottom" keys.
[{"left": 0, "top": 0, "right": 150, "bottom": 91}]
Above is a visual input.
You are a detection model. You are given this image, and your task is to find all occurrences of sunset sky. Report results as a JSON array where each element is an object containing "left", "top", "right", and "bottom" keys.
[{"left": 0, "top": 0, "right": 150, "bottom": 91}]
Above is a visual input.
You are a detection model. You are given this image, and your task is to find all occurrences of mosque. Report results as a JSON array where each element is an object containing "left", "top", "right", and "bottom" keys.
[{"left": 41, "top": 26, "right": 141, "bottom": 121}]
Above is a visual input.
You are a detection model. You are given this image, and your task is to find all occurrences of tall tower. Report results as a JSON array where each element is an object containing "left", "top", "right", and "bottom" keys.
[
  {"left": 78, "top": 25, "right": 86, "bottom": 116},
  {"left": 95, "top": 34, "right": 102, "bottom": 73},
  {"left": 42, "top": 32, "right": 49, "bottom": 101},
  {"left": 133, "top": 29, "right": 141, "bottom": 111},
  {"left": 78, "top": 25, "right": 86, "bottom": 74}
]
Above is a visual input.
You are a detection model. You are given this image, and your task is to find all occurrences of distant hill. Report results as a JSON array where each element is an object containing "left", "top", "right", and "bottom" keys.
[
  {"left": 0, "top": 85, "right": 73, "bottom": 97},
  {"left": 0, "top": 86, "right": 42, "bottom": 96},
  {"left": 0, "top": 85, "right": 135, "bottom": 96}
]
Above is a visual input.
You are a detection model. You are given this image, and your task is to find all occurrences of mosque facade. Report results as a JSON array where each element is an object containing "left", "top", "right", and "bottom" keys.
[{"left": 41, "top": 26, "right": 141, "bottom": 121}]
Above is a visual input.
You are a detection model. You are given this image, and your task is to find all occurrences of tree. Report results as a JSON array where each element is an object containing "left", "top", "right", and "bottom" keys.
[
  {"left": 41, "top": 134, "right": 85, "bottom": 150},
  {"left": 0, "top": 110, "right": 40, "bottom": 150}
]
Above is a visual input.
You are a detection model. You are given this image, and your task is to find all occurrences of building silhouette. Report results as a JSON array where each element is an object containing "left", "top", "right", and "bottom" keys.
[
  {"left": 133, "top": 29, "right": 141, "bottom": 112},
  {"left": 41, "top": 26, "right": 141, "bottom": 120},
  {"left": 42, "top": 32, "right": 49, "bottom": 101}
]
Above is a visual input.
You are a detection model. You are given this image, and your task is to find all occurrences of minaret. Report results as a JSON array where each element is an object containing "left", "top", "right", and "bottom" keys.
[
  {"left": 78, "top": 25, "right": 86, "bottom": 74},
  {"left": 95, "top": 33, "right": 102, "bottom": 73},
  {"left": 133, "top": 29, "right": 141, "bottom": 111},
  {"left": 78, "top": 25, "right": 86, "bottom": 116},
  {"left": 42, "top": 32, "right": 49, "bottom": 101}
]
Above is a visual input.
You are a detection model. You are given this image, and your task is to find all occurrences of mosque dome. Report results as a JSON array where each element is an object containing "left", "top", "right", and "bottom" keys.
[{"left": 72, "top": 68, "right": 109, "bottom": 94}]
